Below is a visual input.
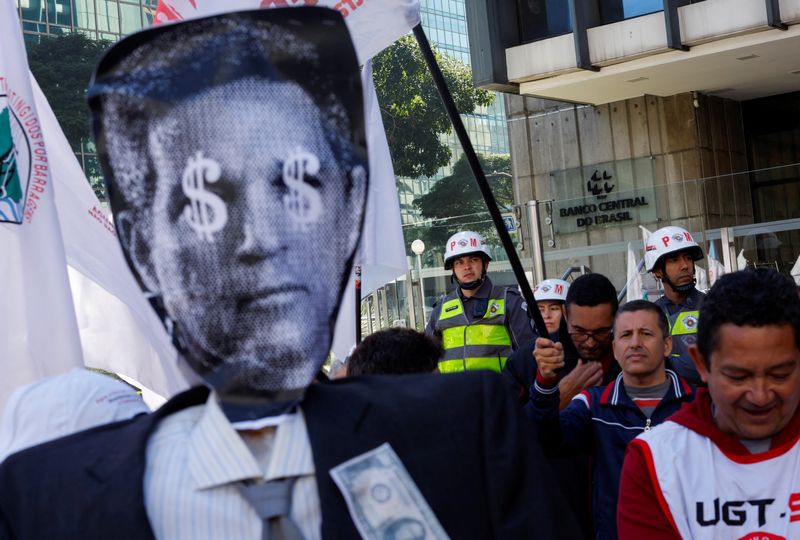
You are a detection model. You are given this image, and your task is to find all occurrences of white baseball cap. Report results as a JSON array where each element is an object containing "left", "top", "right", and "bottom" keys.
[{"left": 0, "top": 368, "right": 150, "bottom": 462}]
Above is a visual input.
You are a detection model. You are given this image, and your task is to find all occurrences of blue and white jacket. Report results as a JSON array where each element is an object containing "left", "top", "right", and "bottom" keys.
[{"left": 526, "top": 369, "right": 695, "bottom": 540}]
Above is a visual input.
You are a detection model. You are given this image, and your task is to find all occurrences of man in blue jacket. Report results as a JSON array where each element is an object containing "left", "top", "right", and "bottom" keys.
[{"left": 528, "top": 300, "right": 695, "bottom": 539}]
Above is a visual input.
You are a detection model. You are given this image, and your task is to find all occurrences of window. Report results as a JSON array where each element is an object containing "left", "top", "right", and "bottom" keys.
[
  {"left": 20, "top": 0, "right": 46, "bottom": 23},
  {"left": 47, "top": 0, "right": 72, "bottom": 26},
  {"left": 96, "top": 0, "right": 120, "bottom": 34},
  {"left": 119, "top": 2, "right": 143, "bottom": 34},
  {"left": 74, "top": 0, "right": 97, "bottom": 31}
]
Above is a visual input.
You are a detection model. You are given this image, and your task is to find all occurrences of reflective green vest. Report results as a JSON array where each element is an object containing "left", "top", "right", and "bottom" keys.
[
  {"left": 434, "top": 287, "right": 512, "bottom": 374},
  {"left": 667, "top": 309, "right": 700, "bottom": 357}
]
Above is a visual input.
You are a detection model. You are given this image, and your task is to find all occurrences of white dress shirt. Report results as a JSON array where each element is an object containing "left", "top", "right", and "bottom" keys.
[{"left": 144, "top": 394, "right": 320, "bottom": 539}]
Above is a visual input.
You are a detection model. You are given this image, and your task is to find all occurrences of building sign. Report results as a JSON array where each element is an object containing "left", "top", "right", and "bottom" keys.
[{"left": 550, "top": 158, "right": 657, "bottom": 234}]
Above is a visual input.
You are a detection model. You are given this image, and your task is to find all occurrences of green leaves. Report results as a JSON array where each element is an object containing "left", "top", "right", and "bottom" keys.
[
  {"left": 26, "top": 33, "right": 111, "bottom": 152},
  {"left": 410, "top": 153, "right": 513, "bottom": 258},
  {"left": 373, "top": 35, "right": 493, "bottom": 179}
]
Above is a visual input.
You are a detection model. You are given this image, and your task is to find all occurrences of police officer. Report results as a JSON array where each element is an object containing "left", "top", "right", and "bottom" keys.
[
  {"left": 426, "top": 231, "right": 536, "bottom": 373},
  {"left": 534, "top": 278, "right": 570, "bottom": 335},
  {"left": 645, "top": 225, "right": 705, "bottom": 384}
]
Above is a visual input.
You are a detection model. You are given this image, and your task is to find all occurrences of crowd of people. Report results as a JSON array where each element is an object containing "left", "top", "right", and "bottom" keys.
[
  {"left": 419, "top": 225, "right": 800, "bottom": 539},
  {"left": 1, "top": 8, "right": 800, "bottom": 540}
]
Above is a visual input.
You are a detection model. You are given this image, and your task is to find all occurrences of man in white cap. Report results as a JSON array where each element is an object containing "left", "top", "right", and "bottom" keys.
[
  {"left": 425, "top": 230, "right": 536, "bottom": 373},
  {"left": 645, "top": 225, "right": 705, "bottom": 384}
]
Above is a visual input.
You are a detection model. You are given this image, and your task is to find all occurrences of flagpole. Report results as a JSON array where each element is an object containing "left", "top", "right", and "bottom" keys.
[
  {"left": 355, "top": 264, "right": 362, "bottom": 343},
  {"left": 412, "top": 24, "right": 549, "bottom": 338}
]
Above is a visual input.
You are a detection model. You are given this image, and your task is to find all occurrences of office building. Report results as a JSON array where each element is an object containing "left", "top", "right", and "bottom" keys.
[
  {"left": 16, "top": 0, "right": 155, "bottom": 43},
  {"left": 397, "top": 0, "right": 510, "bottom": 225},
  {"left": 466, "top": 0, "right": 800, "bottom": 288}
]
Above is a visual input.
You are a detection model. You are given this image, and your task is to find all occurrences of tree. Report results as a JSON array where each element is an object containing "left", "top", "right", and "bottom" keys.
[
  {"left": 411, "top": 153, "right": 513, "bottom": 262},
  {"left": 372, "top": 35, "right": 494, "bottom": 178},
  {"left": 26, "top": 33, "right": 111, "bottom": 198}
]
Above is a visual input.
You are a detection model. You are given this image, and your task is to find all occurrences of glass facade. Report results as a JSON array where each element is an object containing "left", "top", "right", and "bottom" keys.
[
  {"left": 519, "top": 0, "right": 708, "bottom": 44},
  {"left": 598, "top": 0, "right": 663, "bottom": 23},
  {"left": 15, "top": 0, "right": 155, "bottom": 198},
  {"left": 743, "top": 91, "right": 800, "bottom": 239},
  {"left": 519, "top": 0, "right": 572, "bottom": 43},
  {"left": 16, "top": 0, "right": 156, "bottom": 42},
  {"left": 398, "top": 0, "right": 510, "bottom": 225}
]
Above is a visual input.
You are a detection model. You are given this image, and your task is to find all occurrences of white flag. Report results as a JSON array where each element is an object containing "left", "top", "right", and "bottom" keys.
[
  {"left": 737, "top": 249, "right": 748, "bottom": 271},
  {"left": 790, "top": 254, "right": 800, "bottom": 286},
  {"left": 694, "top": 264, "right": 708, "bottom": 293},
  {"left": 707, "top": 241, "right": 726, "bottom": 287},
  {"left": 154, "top": 0, "right": 421, "bottom": 64},
  {"left": 0, "top": 0, "right": 84, "bottom": 415},
  {"left": 331, "top": 61, "right": 408, "bottom": 361},
  {"left": 625, "top": 242, "right": 643, "bottom": 303},
  {"left": 30, "top": 78, "right": 188, "bottom": 401}
]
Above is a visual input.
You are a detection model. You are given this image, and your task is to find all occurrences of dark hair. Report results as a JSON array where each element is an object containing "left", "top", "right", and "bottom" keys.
[
  {"left": 616, "top": 300, "right": 669, "bottom": 338},
  {"left": 697, "top": 268, "right": 800, "bottom": 365},
  {"left": 90, "top": 9, "right": 364, "bottom": 215},
  {"left": 346, "top": 328, "right": 442, "bottom": 377},
  {"left": 565, "top": 273, "right": 619, "bottom": 315}
]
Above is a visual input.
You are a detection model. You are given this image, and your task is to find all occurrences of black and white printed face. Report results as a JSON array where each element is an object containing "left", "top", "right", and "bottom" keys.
[{"left": 143, "top": 79, "right": 364, "bottom": 395}]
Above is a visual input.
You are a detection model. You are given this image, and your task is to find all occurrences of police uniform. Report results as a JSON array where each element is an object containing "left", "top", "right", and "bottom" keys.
[
  {"left": 425, "top": 277, "right": 536, "bottom": 373},
  {"left": 654, "top": 287, "right": 705, "bottom": 385}
]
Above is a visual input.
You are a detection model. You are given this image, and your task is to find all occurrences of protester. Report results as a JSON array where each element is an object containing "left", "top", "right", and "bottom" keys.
[
  {"left": 0, "top": 11, "right": 580, "bottom": 539},
  {"left": 425, "top": 230, "right": 536, "bottom": 373},
  {"left": 505, "top": 273, "right": 621, "bottom": 408},
  {"left": 617, "top": 268, "right": 800, "bottom": 539},
  {"left": 0, "top": 368, "right": 149, "bottom": 463},
  {"left": 529, "top": 300, "right": 695, "bottom": 539},
  {"left": 346, "top": 328, "right": 440, "bottom": 376},
  {"left": 499, "top": 273, "right": 620, "bottom": 539},
  {"left": 535, "top": 278, "right": 570, "bottom": 334},
  {"left": 645, "top": 225, "right": 705, "bottom": 384}
]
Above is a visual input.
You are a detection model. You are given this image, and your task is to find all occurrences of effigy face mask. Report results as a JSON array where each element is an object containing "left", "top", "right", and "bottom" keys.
[{"left": 88, "top": 8, "right": 368, "bottom": 419}]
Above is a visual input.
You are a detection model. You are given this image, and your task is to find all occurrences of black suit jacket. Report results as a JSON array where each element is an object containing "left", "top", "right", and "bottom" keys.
[{"left": 0, "top": 372, "right": 579, "bottom": 539}]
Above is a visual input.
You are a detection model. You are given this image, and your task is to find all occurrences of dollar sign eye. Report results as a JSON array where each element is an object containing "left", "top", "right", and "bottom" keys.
[
  {"left": 271, "top": 175, "right": 288, "bottom": 192},
  {"left": 303, "top": 174, "right": 321, "bottom": 189},
  {"left": 180, "top": 151, "right": 228, "bottom": 242}
]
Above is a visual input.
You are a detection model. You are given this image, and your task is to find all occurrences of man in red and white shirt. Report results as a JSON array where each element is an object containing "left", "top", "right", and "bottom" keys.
[{"left": 618, "top": 268, "right": 800, "bottom": 540}]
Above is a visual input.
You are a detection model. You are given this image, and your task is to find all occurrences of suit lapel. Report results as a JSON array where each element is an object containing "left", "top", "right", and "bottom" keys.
[
  {"left": 304, "top": 381, "right": 398, "bottom": 540},
  {"left": 83, "top": 386, "right": 210, "bottom": 539}
]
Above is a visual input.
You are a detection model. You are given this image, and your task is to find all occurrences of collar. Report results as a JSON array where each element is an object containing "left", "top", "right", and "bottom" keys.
[
  {"left": 187, "top": 394, "right": 314, "bottom": 490},
  {"left": 659, "top": 287, "right": 704, "bottom": 309},
  {"left": 599, "top": 369, "right": 693, "bottom": 407},
  {"left": 669, "top": 388, "right": 800, "bottom": 463},
  {"left": 458, "top": 276, "right": 493, "bottom": 301}
]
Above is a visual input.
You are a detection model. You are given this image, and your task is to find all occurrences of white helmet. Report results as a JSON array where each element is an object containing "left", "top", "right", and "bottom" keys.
[
  {"left": 444, "top": 231, "right": 492, "bottom": 270},
  {"left": 534, "top": 279, "right": 570, "bottom": 303},
  {"left": 644, "top": 226, "right": 704, "bottom": 272}
]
